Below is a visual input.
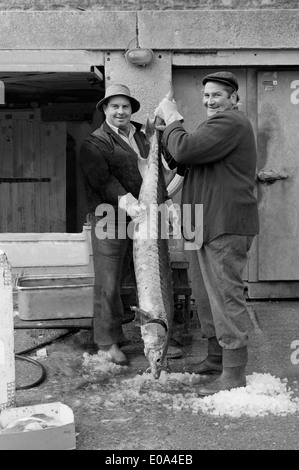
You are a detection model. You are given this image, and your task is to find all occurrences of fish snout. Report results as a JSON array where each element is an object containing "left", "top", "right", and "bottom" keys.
[
  {"left": 147, "top": 348, "right": 163, "bottom": 379},
  {"left": 152, "top": 369, "right": 161, "bottom": 380}
]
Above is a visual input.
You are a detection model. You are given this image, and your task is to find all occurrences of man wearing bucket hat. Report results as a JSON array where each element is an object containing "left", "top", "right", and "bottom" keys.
[
  {"left": 154, "top": 71, "right": 259, "bottom": 395},
  {"left": 79, "top": 84, "right": 150, "bottom": 365}
]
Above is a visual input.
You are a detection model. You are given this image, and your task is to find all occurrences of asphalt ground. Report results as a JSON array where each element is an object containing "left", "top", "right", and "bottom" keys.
[{"left": 7, "top": 299, "right": 299, "bottom": 451}]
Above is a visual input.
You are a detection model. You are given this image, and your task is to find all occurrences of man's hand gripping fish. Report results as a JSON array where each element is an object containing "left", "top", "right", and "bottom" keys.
[{"left": 131, "top": 89, "right": 183, "bottom": 379}]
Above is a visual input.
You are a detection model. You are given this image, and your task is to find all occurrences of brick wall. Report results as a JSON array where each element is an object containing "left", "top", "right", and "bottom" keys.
[{"left": 0, "top": 0, "right": 298, "bottom": 11}]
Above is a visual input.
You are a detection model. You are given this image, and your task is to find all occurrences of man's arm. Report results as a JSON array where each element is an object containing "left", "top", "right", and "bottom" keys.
[{"left": 162, "top": 112, "right": 246, "bottom": 165}]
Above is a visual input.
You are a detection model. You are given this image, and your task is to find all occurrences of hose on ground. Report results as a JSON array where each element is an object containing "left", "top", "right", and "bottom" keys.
[{"left": 15, "top": 329, "right": 81, "bottom": 390}]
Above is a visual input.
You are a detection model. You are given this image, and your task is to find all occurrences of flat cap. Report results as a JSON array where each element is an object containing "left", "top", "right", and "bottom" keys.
[{"left": 202, "top": 71, "right": 239, "bottom": 91}]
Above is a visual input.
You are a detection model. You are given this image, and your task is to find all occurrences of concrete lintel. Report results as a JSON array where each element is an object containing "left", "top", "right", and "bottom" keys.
[
  {"left": 0, "top": 50, "right": 105, "bottom": 71},
  {"left": 138, "top": 10, "right": 299, "bottom": 50},
  {"left": 0, "top": 11, "right": 137, "bottom": 49},
  {"left": 1, "top": 11, "right": 299, "bottom": 52},
  {"left": 173, "top": 50, "right": 299, "bottom": 67}
]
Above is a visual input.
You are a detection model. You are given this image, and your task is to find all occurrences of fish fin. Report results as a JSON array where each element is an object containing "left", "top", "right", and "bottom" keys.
[
  {"left": 143, "top": 114, "right": 156, "bottom": 141},
  {"left": 139, "top": 114, "right": 156, "bottom": 179},
  {"left": 130, "top": 305, "right": 153, "bottom": 324}
]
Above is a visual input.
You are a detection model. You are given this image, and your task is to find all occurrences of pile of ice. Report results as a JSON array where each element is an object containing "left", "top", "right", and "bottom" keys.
[
  {"left": 81, "top": 352, "right": 299, "bottom": 417},
  {"left": 184, "top": 372, "right": 299, "bottom": 418},
  {"left": 82, "top": 351, "right": 128, "bottom": 375}
]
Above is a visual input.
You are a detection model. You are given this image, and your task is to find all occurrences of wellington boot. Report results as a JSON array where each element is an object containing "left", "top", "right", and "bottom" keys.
[
  {"left": 196, "top": 364, "right": 247, "bottom": 396},
  {"left": 183, "top": 336, "right": 222, "bottom": 375},
  {"left": 166, "top": 345, "right": 183, "bottom": 359},
  {"left": 183, "top": 356, "right": 222, "bottom": 375}
]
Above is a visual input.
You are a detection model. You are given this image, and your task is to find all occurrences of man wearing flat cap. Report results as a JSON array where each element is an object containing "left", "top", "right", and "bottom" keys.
[
  {"left": 155, "top": 71, "right": 259, "bottom": 395},
  {"left": 79, "top": 84, "right": 150, "bottom": 365}
]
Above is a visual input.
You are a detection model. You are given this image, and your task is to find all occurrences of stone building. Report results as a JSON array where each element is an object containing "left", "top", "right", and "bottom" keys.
[{"left": 0, "top": 5, "right": 298, "bottom": 305}]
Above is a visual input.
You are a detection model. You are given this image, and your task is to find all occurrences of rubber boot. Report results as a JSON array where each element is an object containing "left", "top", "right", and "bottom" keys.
[
  {"left": 196, "top": 346, "right": 247, "bottom": 396},
  {"left": 183, "top": 336, "right": 222, "bottom": 375}
]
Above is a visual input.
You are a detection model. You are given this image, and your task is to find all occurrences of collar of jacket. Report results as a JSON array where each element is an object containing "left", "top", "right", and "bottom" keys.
[
  {"left": 100, "top": 120, "right": 149, "bottom": 159},
  {"left": 102, "top": 120, "right": 143, "bottom": 134}
]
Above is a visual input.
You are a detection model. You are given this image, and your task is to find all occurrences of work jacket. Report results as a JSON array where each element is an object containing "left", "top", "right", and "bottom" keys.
[
  {"left": 79, "top": 121, "right": 149, "bottom": 215},
  {"left": 162, "top": 108, "right": 259, "bottom": 244}
]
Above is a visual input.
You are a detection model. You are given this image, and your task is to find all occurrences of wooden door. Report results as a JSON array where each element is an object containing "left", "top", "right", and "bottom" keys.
[
  {"left": 0, "top": 112, "right": 66, "bottom": 232},
  {"left": 257, "top": 70, "right": 299, "bottom": 280}
]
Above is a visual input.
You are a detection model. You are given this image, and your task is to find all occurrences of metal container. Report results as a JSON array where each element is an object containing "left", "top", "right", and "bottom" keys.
[
  {"left": 16, "top": 274, "right": 94, "bottom": 320},
  {"left": 0, "top": 402, "right": 76, "bottom": 450}
]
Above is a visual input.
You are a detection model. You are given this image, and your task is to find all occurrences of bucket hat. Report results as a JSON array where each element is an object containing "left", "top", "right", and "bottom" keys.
[
  {"left": 96, "top": 84, "right": 140, "bottom": 113},
  {"left": 202, "top": 71, "right": 239, "bottom": 91}
]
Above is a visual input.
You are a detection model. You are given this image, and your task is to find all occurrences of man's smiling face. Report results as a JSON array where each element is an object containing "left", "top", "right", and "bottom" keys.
[
  {"left": 203, "top": 81, "right": 236, "bottom": 118},
  {"left": 103, "top": 96, "right": 132, "bottom": 132}
]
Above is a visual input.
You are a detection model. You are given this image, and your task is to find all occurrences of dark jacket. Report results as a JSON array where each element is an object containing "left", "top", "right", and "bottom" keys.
[
  {"left": 162, "top": 108, "right": 259, "bottom": 243},
  {"left": 79, "top": 121, "right": 149, "bottom": 215}
]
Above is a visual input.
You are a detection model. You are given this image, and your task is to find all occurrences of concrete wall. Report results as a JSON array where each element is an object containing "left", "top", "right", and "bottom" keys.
[
  {"left": 0, "top": 9, "right": 298, "bottom": 122},
  {"left": 0, "top": 0, "right": 299, "bottom": 11},
  {"left": 0, "top": 10, "right": 298, "bottom": 50},
  {"left": 138, "top": 10, "right": 299, "bottom": 49}
]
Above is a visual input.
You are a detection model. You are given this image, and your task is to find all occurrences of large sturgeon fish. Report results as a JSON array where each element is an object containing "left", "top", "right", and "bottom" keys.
[{"left": 131, "top": 113, "right": 181, "bottom": 380}]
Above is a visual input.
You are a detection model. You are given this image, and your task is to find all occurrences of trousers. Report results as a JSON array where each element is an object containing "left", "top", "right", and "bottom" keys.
[
  {"left": 189, "top": 233, "right": 254, "bottom": 350},
  {"left": 90, "top": 216, "right": 134, "bottom": 346}
]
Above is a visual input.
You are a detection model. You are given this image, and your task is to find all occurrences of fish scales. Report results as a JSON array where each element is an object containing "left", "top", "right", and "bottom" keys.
[{"left": 132, "top": 123, "right": 174, "bottom": 379}]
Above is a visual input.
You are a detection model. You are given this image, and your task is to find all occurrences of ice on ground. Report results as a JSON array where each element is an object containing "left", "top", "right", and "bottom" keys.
[
  {"left": 82, "top": 351, "right": 128, "bottom": 375},
  {"left": 195, "top": 372, "right": 299, "bottom": 418},
  {"left": 82, "top": 352, "right": 299, "bottom": 417}
]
